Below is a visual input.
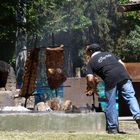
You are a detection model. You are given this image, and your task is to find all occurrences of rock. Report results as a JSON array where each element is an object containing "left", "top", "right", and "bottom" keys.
[{"left": 0, "top": 91, "right": 15, "bottom": 107}]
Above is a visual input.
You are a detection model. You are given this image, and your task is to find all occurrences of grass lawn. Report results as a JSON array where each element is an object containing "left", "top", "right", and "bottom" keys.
[{"left": 0, "top": 131, "right": 140, "bottom": 140}]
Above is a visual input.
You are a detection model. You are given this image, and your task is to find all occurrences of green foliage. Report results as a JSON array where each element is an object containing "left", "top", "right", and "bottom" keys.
[
  {"left": 125, "top": 25, "right": 140, "bottom": 61},
  {"left": 42, "top": 0, "right": 92, "bottom": 35},
  {"left": 0, "top": 0, "right": 17, "bottom": 43},
  {"left": 26, "top": 0, "right": 66, "bottom": 36},
  {"left": 119, "top": 0, "right": 140, "bottom": 20},
  {"left": 119, "top": 0, "right": 129, "bottom": 4},
  {"left": 1, "top": 0, "right": 140, "bottom": 71}
]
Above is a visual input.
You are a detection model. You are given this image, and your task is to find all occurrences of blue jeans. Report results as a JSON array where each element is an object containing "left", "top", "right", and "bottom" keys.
[{"left": 105, "top": 80, "right": 140, "bottom": 129}]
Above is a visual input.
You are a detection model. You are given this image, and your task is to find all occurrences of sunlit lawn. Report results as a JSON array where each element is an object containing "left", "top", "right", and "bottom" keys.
[{"left": 0, "top": 131, "right": 140, "bottom": 140}]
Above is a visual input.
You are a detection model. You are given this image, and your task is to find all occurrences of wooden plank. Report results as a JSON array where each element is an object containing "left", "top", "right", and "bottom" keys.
[
  {"left": 125, "top": 63, "right": 140, "bottom": 81},
  {"left": 117, "top": 3, "right": 140, "bottom": 12}
]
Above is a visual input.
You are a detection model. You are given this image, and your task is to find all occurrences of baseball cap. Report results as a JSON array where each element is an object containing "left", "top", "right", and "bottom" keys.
[{"left": 86, "top": 43, "right": 101, "bottom": 53}]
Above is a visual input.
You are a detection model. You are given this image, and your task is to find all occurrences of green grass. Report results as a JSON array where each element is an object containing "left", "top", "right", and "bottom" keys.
[{"left": 0, "top": 132, "right": 140, "bottom": 140}]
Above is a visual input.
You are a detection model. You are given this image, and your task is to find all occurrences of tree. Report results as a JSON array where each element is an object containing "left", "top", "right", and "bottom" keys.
[
  {"left": 0, "top": 0, "right": 17, "bottom": 65},
  {"left": 113, "top": 0, "right": 140, "bottom": 61},
  {"left": 1, "top": 0, "right": 140, "bottom": 78},
  {"left": 16, "top": 0, "right": 27, "bottom": 84},
  {"left": 125, "top": 25, "right": 140, "bottom": 61}
]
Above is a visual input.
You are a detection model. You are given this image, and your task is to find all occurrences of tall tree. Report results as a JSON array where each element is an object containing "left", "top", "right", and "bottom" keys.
[{"left": 16, "top": 0, "right": 27, "bottom": 85}]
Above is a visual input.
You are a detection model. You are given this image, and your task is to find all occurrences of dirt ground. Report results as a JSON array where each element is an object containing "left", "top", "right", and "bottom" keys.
[{"left": 119, "top": 120, "right": 140, "bottom": 134}]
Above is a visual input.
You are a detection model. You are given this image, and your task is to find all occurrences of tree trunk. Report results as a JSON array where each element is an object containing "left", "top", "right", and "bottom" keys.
[{"left": 15, "top": 0, "right": 27, "bottom": 87}]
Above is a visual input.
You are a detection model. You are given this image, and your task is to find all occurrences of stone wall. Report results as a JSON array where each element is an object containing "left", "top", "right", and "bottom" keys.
[{"left": 63, "top": 78, "right": 98, "bottom": 108}]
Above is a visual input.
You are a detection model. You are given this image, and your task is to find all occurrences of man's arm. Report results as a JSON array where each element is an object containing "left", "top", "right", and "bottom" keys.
[
  {"left": 118, "top": 59, "right": 125, "bottom": 67},
  {"left": 118, "top": 59, "right": 128, "bottom": 71}
]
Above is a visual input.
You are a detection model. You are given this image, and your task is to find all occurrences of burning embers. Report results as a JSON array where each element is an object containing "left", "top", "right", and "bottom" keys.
[{"left": 36, "top": 98, "right": 74, "bottom": 112}]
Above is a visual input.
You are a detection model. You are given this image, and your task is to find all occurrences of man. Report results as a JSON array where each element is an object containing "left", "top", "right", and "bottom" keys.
[{"left": 85, "top": 43, "right": 140, "bottom": 134}]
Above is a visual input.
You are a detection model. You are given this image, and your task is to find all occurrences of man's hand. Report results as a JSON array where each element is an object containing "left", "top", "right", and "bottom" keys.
[
  {"left": 85, "top": 76, "right": 99, "bottom": 96},
  {"left": 85, "top": 87, "right": 95, "bottom": 96},
  {"left": 85, "top": 85, "right": 98, "bottom": 96}
]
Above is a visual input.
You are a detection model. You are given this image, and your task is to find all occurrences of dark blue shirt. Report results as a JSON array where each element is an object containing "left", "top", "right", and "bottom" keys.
[{"left": 86, "top": 52, "right": 130, "bottom": 91}]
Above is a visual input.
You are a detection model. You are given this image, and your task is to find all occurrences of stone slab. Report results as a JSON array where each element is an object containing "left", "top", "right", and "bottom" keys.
[
  {"left": 0, "top": 112, "right": 106, "bottom": 132},
  {"left": 0, "top": 91, "right": 15, "bottom": 107}
]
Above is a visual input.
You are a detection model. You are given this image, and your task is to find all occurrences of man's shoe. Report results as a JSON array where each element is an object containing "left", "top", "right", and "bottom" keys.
[
  {"left": 108, "top": 128, "right": 118, "bottom": 134},
  {"left": 135, "top": 116, "right": 140, "bottom": 129}
]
